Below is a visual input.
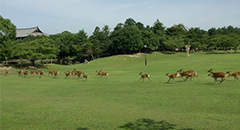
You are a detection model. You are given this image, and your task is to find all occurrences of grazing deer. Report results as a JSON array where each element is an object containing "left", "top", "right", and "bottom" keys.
[
  {"left": 226, "top": 71, "right": 239, "bottom": 80},
  {"left": 139, "top": 72, "right": 151, "bottom": 82},
  {"left": 166, "top": 72, "right": 183, "bottom": 83},
  {"left": 18, "top": 70, "right": 24, "bottom": 76},
  {"left": 64, "top": 71, "right": 71, "bottom": 79},
  {"left": 5, "top": 69, "right": 10, "bottom": 76},
  {"left": 39, "top": 70, "right": 45, "bottom": 77},
  {"left": 83, "top": 72, "right": 89, "bottom": 80},
  {"left": 208, "top": 69, "right": 226, "bottom": 84},
  {"left": 53, "top": 71, "right": 60, "bottom": 78},
  {"left": 23, "top": 71, "right": 29, "bottom": 78}
]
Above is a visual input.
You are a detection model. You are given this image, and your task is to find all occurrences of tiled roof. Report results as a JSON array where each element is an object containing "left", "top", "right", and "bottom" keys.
[{"left": 16, "top": 26, "right": 49, "bottom": 38}]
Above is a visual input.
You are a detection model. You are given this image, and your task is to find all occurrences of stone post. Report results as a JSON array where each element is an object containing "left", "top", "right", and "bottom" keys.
[{"left": 185, "top": 44, "right": 191, "bottom": 57}]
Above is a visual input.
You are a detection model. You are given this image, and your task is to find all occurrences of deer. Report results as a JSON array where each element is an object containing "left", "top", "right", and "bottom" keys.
[
  {"left": 5, "top": 69, "right": 10, "bottom": 76},
  {"left": 178, "top": 69, "right": 198, "bottom": 81},
  {"left": 76, "top": 72, "right": 83, "bottom": 79},
  {"left": 64, "top": 71, "right": 71, "bottom": 79},
  {"left": 47, "top": 70, "right": 54, "bottom": 76},
  {"left": 96, "top": 70, "right": 102, "bottom": 78},
  {"left": 207, "top": 69, "right": 226, "bottom": 84},
  {"left": 226, "top": 71, "right": 239, "bottom": 80},
  {"left": 139, "top": 72, "right": 151, "bottom": 82},
  {"left": 30, "top": 70, "right": 36, "bottom": 77},
  {"left": 23, "top": 71, "right": 29, "bottom": 78},
  {"left": 100, "top": 70, "right": 109, "bottom": 79},
  {"left": 166, "top": 72, "right": 183, "bottom": 83},
  {"left": 18, "top": 70, "right": 24, "bottom": 76},
  {"left": 82, "top": 72, "right": 89, "bottom": 80},
  {"left": 53, "top": 71, "right": 60, "bottom": 78},
  {"left": 39, "top": 70, "right": 45, "bottom": 77},
  {"left": 70, "top": 71, "right": 76, "bottom": 78}
]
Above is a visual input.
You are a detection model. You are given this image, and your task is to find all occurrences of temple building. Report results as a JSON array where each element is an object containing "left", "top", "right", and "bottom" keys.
[
  {"left": 16, "top": 26, "right": 49, "bottom": 39},
  {"left": 173, "top": 23, "right": 189, "bottom": 32}
]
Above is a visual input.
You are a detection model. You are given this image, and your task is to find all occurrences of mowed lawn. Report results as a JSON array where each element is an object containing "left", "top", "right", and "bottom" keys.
[{"left": 1, "top": 51, "right": 240, "bottom": 130}]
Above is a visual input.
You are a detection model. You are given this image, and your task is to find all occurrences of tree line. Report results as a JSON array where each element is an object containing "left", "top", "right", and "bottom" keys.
[{"left": 1, "top": 15, "right": 240, "bottom": 65}]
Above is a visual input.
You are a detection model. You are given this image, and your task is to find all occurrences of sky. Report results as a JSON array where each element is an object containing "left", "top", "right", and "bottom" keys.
[{"left": 1, "top": 0, "right": 240, "bottom": 35}]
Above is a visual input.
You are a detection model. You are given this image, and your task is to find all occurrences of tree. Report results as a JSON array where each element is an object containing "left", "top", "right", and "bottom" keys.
[
  {"left": 13, "top": 37, "right": 59, "bottom": 66},
  {"left": 0, "top": 15, "right": 16, "bottom": 64},
  {"left": 164, "top": 36, "right": 185, "bottom": 54},
  {"left": 141, "top": 30, "right": 159, "bottom": 51},
  {"left": 152, "top": 19, "right": 166, "bottom": 51},
  {"left": 110, "top": 26, "right": 142, "bottom": 54},
  {"left": 124, "top": 18, "right": 136, "bottom": 27}
]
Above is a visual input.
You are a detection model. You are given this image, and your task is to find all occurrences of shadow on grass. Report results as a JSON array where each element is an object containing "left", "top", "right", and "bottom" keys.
[{"left": 119, "top": 118, "right": 194, "bottom": 130}]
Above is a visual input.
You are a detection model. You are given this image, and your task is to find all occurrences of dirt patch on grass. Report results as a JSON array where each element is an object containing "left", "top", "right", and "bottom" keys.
[{"left": 123, "top": 53, "right": 143, "bottom": 58}]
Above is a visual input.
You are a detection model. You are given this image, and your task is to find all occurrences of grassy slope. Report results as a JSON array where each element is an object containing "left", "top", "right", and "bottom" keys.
[{"left": 1, "top": 51, "right": 240, "bottom": 130}]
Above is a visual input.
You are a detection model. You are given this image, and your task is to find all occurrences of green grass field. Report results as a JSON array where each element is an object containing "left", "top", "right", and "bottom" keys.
[{"left": 1, "top": 51, "right": 240, "bottom": 130}]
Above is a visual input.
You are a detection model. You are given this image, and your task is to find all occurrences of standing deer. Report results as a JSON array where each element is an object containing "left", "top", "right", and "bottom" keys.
[
  {"left": 208, "top": 69, "right": 226, "bottom": 84},
  {"left": 166, "top": 72, "right": 183, "bottom": 83},
  {"left": 226, "top": 71, "right": 239, "bottom": 80},
  {"left": 139, "top": 72, "right": 151, "bottom": 82}
]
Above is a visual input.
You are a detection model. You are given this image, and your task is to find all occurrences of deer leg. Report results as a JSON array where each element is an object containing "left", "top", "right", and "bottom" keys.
[
  {"left": 184, "top": 75, "right": 189, "bottom": 82},
  {"left": 167, "top": 78, "right": 171, "bottom": 83}
]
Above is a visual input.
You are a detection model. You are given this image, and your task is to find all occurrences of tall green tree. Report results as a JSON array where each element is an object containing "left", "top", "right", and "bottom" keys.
[
  {"left": 110, "top": 26, "right": 142, "bottom": 54},
  {"left": 152, "top": 19, "right": 166, "bottom": 50},
  {"left": 0, "top": 15, "right": 16, "bottom": 63}
]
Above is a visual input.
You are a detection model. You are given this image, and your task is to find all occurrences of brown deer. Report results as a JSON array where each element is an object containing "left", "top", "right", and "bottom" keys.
[
  {"left": 18, "top": 70, "right": 24, "bottom": 76},
  {"left": 5, "top": 69, "right": 10, "bottom": 76},
  {"left": 208, "top": 69, "right": 226, "bottom": 84},
  {"left": 83, "top": 72, "right": 89, "bottom": 80},
  {"left": 30, "top": 70, "right": 36, "bottom": 77},
  {"left": 96, "top": 70, "right": 102, "bottom": 78},
  {"left": 178, "top": 69, "right": 198, "bottom": 81},
  {"left": 23, "top": 71, "right": 29, "bottom": 78},
  {"left": 166, "top": 72, "right": 183, "bottom": 83},
  {"left": 53, "top": 71, "right": 60, "bottom": 78},
  {"left": 39, "top": 70, "right": 45, "bottom": 77},
  {"left": 139, "top": 72, "right": 151, "bottom": 82},
  {"left": 47, "top": 70, "right": 54, "bottom": 76},
  {"left": 100, "top": 70, "right": 109, "bottom": 79},
  {"left": 70, "top": 71, "right": 75, "bottom": 78},
  {"left": 76, "top": 72, "right": 83, "bottom": 79},
  {"left": 64, "top": 71, "right": 71, "bottom": 79},
  {"left": 226, "top": 71, "right": 239, "bottom": 80}
]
